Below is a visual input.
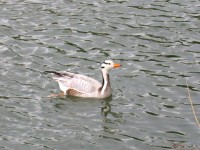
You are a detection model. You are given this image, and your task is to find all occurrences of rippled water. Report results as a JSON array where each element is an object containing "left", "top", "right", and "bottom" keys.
[{"left": 0, "top": 0, "right": 200, "bottom": 149}]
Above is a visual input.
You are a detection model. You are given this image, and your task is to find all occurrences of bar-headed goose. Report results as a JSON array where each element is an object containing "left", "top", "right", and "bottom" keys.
[{"left": 47, "top": 60, "right": 121, "bottom": 98}]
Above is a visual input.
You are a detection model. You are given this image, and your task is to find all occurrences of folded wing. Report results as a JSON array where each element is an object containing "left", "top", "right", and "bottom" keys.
[{"left": 48, "top": 71, "right": 101, "bottom": 94}]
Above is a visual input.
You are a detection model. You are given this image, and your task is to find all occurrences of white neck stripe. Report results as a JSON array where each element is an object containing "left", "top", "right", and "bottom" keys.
[{"left": 101, "top": 81, "right": 108, "bottom": 94}]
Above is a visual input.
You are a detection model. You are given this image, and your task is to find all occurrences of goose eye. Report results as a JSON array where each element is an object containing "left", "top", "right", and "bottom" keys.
[{"left": 101, "top": 66, "right": 105, "bottom": 69}]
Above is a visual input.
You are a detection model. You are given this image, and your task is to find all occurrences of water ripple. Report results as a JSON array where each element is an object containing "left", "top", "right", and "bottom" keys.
[{"left": 0, "top": 0, "right": 200, "bottom": 149}]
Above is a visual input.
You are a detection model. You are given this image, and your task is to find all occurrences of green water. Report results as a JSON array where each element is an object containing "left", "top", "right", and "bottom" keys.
[{"left": 0, "top": 0, "right": 200, "bottom": 149}]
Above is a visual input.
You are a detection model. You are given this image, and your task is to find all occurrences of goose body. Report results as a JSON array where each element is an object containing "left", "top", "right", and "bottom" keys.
[{"left": 47, "top": 60, "right": 121, "bottom": 98}]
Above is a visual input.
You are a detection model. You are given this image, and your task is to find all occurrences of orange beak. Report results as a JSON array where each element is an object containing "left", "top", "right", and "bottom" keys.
[{"left": 114, "top": 63, "right": 121, "bottom": 68}]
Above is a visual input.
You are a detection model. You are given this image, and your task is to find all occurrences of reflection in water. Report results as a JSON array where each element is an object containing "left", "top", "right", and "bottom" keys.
[
  {"left": 100, "top": 99, "right": 124, "bottom": 144},
  {"left": 101, "top": 99, "right": 112, "bottom": 119},
  {"left": 101, "top": 98, "right": 124, "bottom": 124}
]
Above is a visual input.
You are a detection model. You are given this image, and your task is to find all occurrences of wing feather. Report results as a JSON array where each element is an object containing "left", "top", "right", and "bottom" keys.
[{"left": 49, "top": 71, "right": 101, "bottom": 94}]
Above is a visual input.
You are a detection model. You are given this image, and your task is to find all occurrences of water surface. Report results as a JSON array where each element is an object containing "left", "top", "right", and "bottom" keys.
[{"left": 0, "top": 0, "right": 200, "bottom": 149}]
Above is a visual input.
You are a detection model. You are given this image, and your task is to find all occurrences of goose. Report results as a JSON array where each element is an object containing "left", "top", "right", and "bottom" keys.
[{"left": 46, "top": 60, "right": 121, "bottom": 98}]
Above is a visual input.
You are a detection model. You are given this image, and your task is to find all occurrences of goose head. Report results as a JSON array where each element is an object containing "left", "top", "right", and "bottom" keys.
[{"left": 101, "top": 60, "right": 121, "bottom": 73}]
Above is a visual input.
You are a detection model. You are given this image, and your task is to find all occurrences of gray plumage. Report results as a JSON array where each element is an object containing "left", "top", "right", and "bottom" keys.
[{"left": 47, "top": 60, "right": 121, "bottom": 98}]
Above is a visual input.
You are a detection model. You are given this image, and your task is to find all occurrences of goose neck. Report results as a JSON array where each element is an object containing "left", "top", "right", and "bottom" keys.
[{"left": 100, "top": 70, "right": 110, "bottom": 94}]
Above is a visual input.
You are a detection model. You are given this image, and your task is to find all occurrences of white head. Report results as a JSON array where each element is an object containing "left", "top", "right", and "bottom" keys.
[{"left": 100, "top": 60, "right": 121, "bottom": 73}]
